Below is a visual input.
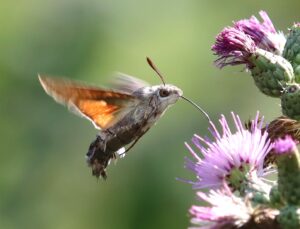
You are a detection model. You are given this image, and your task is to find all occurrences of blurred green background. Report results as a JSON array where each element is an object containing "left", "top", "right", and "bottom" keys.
[{"left": 1, "top": 0, "right": 300, "bottom": 228}]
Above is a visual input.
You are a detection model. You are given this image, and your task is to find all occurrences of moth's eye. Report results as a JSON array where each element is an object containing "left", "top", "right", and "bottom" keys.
[{"left": 159, "top": 89, "right": 170, "bottom": 97}]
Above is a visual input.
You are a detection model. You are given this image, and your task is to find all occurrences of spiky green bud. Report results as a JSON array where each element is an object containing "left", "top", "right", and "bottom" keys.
[
  {"left": 281, "top": 83, "right": 300, "bottom": 120},
  {"left": 283, "top": 24, "right": 300, "bottom": 83},
  {"left": 276, "top": 144, "right": 300, "bottom": 205},
  {"left": 277, "top": 206, "right": 300, "bottom": 229},
  {"left": 250, "top": 49, "right": 294, "bottom": 97}
]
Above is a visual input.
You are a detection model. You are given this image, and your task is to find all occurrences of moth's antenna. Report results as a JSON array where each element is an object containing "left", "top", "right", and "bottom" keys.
[
  {"left": 181, "top": 95, "right": 211, "bottom": 122},
  {"left": 146, "top": 57, "right": 166, "bottom": 86}
]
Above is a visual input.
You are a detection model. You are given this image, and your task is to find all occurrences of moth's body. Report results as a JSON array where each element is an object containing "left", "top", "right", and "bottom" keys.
[
  {"left": 39, "top": 72, "right": 182, "bottom": 178},
  {"left": 87, "top": 84, "right": 182, "bottom": 178}
]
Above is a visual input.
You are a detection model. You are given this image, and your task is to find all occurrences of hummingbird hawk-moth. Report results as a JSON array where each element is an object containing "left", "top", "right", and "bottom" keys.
[{"left": 39, "top": 57, "right": 209, "bottom": 179}]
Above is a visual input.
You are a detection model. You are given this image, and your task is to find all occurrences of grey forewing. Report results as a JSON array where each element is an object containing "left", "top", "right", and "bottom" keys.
[{"left": 110, "top": 73, "right": 150, "bottom": 94}]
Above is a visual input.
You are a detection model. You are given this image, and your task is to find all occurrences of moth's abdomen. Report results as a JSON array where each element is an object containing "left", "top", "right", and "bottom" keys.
[{"left": 86, "top": 123, "right": 143, "bottom": 178}]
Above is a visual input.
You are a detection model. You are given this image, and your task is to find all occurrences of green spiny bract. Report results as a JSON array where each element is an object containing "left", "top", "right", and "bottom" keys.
[
  {"left": 283, "top": 25, "right": 300, "bottom": 83},
  {"left": 281, "top": 83, "right": 300, "bottom": 120},
  {"left": 276, "top": 145, "right": 300, "bottom": 205},
  {"left": 249, "top": 49, "right": 294, "bottom": 97}
]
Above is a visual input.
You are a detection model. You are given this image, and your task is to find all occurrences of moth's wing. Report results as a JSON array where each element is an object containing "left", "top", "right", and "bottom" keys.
[
  {"left": 38, "top": 75, "right": 138, "bottom": 130},
  {"left": 110, "top": 72, "right": 150, "bottom": 93}
]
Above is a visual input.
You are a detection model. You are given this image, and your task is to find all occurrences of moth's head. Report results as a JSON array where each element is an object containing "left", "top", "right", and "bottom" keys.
[
  {"left": 153, "top": 84, "right": 183, "bottom": 105},
  {"left": 144, "top": 57, "right": 182, "bottom": 106}
]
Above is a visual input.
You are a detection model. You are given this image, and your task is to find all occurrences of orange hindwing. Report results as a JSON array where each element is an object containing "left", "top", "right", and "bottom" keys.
[{"left": 38, "top": 75, "right": 137, "bottom": 129}]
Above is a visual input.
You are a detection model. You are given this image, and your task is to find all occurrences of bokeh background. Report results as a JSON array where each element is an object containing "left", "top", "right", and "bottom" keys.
[{"left": 1, "top": 0, "right": 300, "bottom": 228}]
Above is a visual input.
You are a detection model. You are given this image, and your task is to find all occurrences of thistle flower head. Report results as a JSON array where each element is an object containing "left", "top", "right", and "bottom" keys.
[
  {"left": 212, "top": 11, "right": 286, "bottom": 69},
  {"left": 189, "top": 188, "right": 252, "bottom": 229},
  {"left": 273, "top": 135, "right": 297, "bottom": 155},
  {"left": 185, "top": 112, "right": 272, "bottom": 191},
  {"left": 212, "top": 27, "right": 256, "bottom": 68},
  {"left": 234, "top": 11, "right": 286, "bottom": 54}
]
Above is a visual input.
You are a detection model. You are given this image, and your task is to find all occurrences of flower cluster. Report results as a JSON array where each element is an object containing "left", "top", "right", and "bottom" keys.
[
  {"left": 184, "top": 113, "right": 276, "bottom": 228},
  {"left": 182, "top": 11, "right": 300, "bottom": 229}
]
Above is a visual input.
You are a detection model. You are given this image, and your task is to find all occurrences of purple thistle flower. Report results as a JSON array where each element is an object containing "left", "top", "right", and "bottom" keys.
[
  {"left": 273, "top": 135, "right": 297, "bottom": 155},
  {"left": 212, "top": 11, "right": 286, "bottom": 68},
  {"left": 189, "top": 188, "right": 251, "bottom": 229},
  {"left": 234, "top": 11, "right": 285, "bottom": 54},
  {"left": 212, "top": 27, "right": 256, "bottom": 68},
  {"left": 185, "top": 112, "right": 272, "bottom": 191}
]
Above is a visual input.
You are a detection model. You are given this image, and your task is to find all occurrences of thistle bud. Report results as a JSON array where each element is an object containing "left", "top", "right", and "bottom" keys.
[
  {"left": 250, "top": 49, "right": 294, "bottom": 97},
  {"left": 283, "top": 24, "right": 300, "bottom": 83},
  {"left": 273, "top": 136, "right": 300, "bottom": 205},
  {"left": 281, "top": 83, "right": 300, "bottom": 120}
]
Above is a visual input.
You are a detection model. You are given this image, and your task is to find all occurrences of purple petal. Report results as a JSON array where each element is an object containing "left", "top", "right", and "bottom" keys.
[
  {"left": 234, "top": 11, "right": 285, "bottom": 53},
  {"left": 212, "top": 27, "right": 256, "bottom": 68},
  {"left": 273, "top": 135, "right": 297, "bottom": 155}
]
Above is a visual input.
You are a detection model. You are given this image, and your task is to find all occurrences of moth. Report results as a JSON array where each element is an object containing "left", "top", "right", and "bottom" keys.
[{"left": 39, "top": 57, "right": 209, "bottom": 179}]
